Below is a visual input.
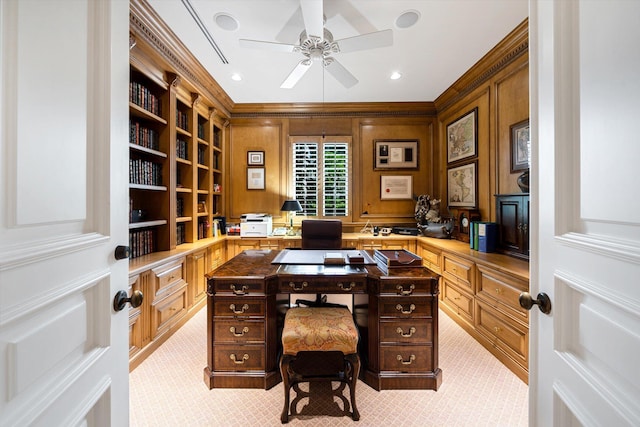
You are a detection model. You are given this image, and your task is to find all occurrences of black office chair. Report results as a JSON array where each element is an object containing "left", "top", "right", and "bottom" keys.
[
  {"left": 300, "top": 219, "right": 342, "bottom": 250},
  {"left": 298, "top": 219, "right": 343, "bottom": 307}
]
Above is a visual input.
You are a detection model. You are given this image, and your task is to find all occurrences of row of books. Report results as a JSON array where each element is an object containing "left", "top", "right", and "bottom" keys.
[
  {"left": 176, "top": 223, "right": 186, "bottom": 245},
  {"left": 198, "top": 146, "right": 206, "bottom": 164},
  {"left": 197, "top": 123, "right": 206, "bottom": 140},
  {"left": 129, "top": 81, "right": 161, "bottom": 116},
  {"left": 176, "top": 110, "right": 189, "bottom": 132},
  {"left": 177, "top": 197, "right": 185, "bottom": 217},
  {"left": 177, "top": 139, "right": 189, "bottom": 160},
  {"left": 129, "top": 120, "right": 160, "bottom": 151},
  {"left": 129, "top": 229, "right": 155, "bottom": 259},
  {"left": 129, "top": 158, "right": 163, "bottom": 186},
  {"left": 469, "top": 222, "right": 498, "bottom": 253},
  {"left": 197, "top": 219, "right": 209, "bottom": 239}
]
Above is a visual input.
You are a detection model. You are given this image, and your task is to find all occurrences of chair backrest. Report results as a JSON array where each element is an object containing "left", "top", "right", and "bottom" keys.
[{"left": 301, "top": 220, "right": 343, "bottom": 249}]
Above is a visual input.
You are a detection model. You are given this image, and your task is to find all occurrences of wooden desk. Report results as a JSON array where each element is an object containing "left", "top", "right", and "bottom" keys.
[{"left": 204, "top": 249, "right": 442, "bottom": 391}]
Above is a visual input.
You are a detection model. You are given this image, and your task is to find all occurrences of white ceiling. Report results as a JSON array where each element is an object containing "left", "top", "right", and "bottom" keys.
[{"left": 147, "top": 0, "right": 528, "bottom": 104}]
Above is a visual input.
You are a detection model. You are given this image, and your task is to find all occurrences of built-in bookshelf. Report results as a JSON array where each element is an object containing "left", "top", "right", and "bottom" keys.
[
  {"left": 128, "top": 60, "right": 226, "bottom": 258},
  {"left": 129, "top": 66, "right": 170, "bottom": 258}
]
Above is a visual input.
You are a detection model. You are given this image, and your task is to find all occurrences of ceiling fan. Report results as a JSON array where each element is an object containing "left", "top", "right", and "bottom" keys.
[{"left": 239, "top": 0, "right": 393, "bottom": 89}]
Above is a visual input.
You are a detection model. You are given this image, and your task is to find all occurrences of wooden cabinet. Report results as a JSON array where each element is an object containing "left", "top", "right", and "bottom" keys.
[
  {"left": 187, "top": 249, "right": 208, "bottom": 306},
  {"left": 417, "top": 241, "right": 442, "bottom": 274},
  {"left": 429, "top": 237, "right": 530, "bottom": 383},
  {"left": 495, "top": 194, "right": 529, "bottom": 260},
  {"left": 150, "top": 258, "right": 188, "bottom": 340},
  {"left": 359, "top": 237, "right": 416, "bottom": 252},
  {"left": 227, "top": 238, "right": 281, "bottom": 257}
]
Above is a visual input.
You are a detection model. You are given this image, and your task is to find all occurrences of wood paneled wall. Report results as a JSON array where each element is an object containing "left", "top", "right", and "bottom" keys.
[{"left": 435, "top": 20, "right": 529, "bottom": 222}]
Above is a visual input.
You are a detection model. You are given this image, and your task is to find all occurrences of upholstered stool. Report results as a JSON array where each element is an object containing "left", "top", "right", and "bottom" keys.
[{"left": 280, "top": 307, "right": 360, "bottom": 423}]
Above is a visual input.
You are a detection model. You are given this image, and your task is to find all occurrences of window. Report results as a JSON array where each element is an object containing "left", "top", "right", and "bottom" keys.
[{"left": 291, "top": 136, "right": 350, "bottom": 217}]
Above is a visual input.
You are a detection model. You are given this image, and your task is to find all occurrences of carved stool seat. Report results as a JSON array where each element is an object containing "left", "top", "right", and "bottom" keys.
[{"left": 280, "top": 307, "right": 360, "bottom": 423}]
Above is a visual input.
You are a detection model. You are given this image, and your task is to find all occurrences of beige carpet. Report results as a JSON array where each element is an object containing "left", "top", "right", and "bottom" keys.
[{"left": 130, "top": 308, "right": 528, "bottom": 426}]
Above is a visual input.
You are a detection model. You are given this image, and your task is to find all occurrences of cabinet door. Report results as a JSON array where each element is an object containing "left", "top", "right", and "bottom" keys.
[
  {"left": 188, "top": 249, "right": 208, "bottom": 304},
  {"left": 496, "top": 194, "right": 529, "bottom": 259}
]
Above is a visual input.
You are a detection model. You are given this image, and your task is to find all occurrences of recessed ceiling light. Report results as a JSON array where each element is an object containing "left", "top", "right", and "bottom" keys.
[
  {"left": 231, "top": 73, "right": 242, "bottom": 81},
  {"left": 395, "top": 10, "right": 420, "bottom": 29},
  {"left": 214, "top": 13, "right": 239, "bottom": 31},
  {"left": 390, "top": 72, "right": 402, "bottom": 80}
]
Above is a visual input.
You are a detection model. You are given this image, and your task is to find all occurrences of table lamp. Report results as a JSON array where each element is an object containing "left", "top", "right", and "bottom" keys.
[{"left": 280, "top": 200, "right": 303, "bottom": 236}]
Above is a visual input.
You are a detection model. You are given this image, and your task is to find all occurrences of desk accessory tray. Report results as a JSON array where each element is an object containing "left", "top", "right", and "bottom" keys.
[{"left": 373, "top": 249, "right": 423, "bottom": 270}]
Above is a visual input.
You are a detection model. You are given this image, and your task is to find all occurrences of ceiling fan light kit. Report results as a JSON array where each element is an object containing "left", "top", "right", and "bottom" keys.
[{"left": 239, "top": 0, "right": 393, "bottom": 90}]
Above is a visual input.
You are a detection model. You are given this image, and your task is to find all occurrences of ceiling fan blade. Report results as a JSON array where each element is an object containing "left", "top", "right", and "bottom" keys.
[
  {"left": 239, "top": 38, "right": 297, "bottom": 53},
  {"left": 281, "top": 60, "right": 312, "bottom": 89},
  {"left": 335, "top": 29, "right": 393, "bottom": 53},
  {"left": 300, "top": 0, "right": 324, "bottom": 40},
  {"left": 325, "top": 59, "right": 358, "bottom": 88}
]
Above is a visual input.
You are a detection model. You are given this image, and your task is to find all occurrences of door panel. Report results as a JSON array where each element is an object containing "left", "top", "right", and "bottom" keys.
[
  {"left": 531, "top": 0, "right": 640, "bottom": 425},
  {"left": 0, "top": 0, "right": 130, "bottom": 425}
]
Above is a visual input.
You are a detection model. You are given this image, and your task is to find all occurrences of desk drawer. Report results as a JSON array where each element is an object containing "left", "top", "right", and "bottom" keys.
[
  {"left": 380, "top": 345, "right": 433, "bottom": 372},
  {"left": 213, "top": 297, "right": 265, "bottom": 318},
  {"left": 379, "top": 296, "right": 433, "bottom": 318},
  {"left": 442, "top": 254, "right": 474, "bottom": 292},
  {"left": 213, "top": 319, "right": 265, "bottom": 343},
  {"left": 379, "top": 320, "right": 432, "bottom": 344},
  {"left": 280, "top": 277, "right": 367, "bottom": 294},
  {"left": 210, "top": 279, "right": 265, "bottom": 296},
  {"left": 442, "top": 279, "right": 474, "bottom": 324},
  {"left": 378, "top": 279, "right": 435, "bottom": 296},
  {"left": 212, "top": 344, "right": 265, "bottom": 371}
]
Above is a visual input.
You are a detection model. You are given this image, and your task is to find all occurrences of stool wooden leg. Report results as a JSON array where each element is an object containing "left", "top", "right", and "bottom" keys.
[
  {"left": 280, "top": 355, "right": 293, "bottom": 423},
  {"left": 346, "top": 353, "right": 361, "bottom": 421}
]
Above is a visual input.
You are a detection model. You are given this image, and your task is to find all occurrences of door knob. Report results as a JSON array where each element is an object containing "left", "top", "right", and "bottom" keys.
[
  {"left": 113, "top": 290, "right": 143, "bottom": 311},
  {"left": 115, "top": 245, "right": 130, "bottom": 260},
  {"left": 519, "top": 292, "right": 552, "bottom": 314}
]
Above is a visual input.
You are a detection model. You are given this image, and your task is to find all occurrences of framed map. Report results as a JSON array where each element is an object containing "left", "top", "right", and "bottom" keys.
[
  {"left": 447, "top": 108, "right": 478, "bottom": 164},
  {"left": 447, "top": 162, "right": 477, "bottom": 207}
]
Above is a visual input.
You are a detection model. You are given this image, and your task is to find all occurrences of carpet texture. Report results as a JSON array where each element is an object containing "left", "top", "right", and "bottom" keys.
[{"left": 130, "top": 308, "right": 528, "bottom": 426}]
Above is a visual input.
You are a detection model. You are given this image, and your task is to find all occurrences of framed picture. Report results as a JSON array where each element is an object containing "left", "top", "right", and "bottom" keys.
[
  {"left": 447, "top": 108, "right": 478, "bottom": 164},
  {"left": 374, "top": 140, "right": 419, "bottom": 169},
  {"left": 510, "top": 119, "right": 530, "bottom": 172},
  {"left": 380, "top": 175, "right": 413, "bottom": 200},
  {"left": 447, "top": 162, "right": 477, "bottom": 207},
  {"left": 247, "top": 151, "right": 264, "bottom": 166},
  {"left": 247, "top": 167, "right": 265, "bottom": 190}
]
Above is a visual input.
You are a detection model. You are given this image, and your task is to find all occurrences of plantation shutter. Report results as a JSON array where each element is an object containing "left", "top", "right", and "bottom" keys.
[{"left": 292, "top": 138, "right": 349, "bottom": 218}]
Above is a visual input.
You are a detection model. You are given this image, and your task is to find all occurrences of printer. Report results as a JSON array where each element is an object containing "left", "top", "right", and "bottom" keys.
[{"left": 240, "top": 213, "right": 273, "bottom": 237}]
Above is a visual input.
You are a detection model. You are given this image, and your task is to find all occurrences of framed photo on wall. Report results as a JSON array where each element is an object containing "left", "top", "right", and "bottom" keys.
[
  {"left": 247, "top": 167, "right": 265, "bottom": 190},
  {"left": 447, "top": 108, "right": 478, "bottom": 164},
  {"left": 247, "top": 151, "right": 264, "bottom": 166},
  {"left": 374, "top": 140, "right": 418, "bottom": 169},
  {"left": 510, "top": 119, "right": 530, "bottom": 172},
  {"left": 447, "top": 162, "right": 477, "bottom": 207},
  {"left": 380, "top": 175, "right": 413, "bottom": 200}
]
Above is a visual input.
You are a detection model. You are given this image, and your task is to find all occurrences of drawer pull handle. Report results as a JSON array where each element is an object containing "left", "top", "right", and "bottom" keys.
[
  {"left": 338, "top": 282, "right": 356, "bottom": 291},
  {"left": 495, "top": 288, "right": 503, "bottom": 295},
  {"left": 395, "top": 303, "right": 416, "bottom": 314},
  {"left": 230, "top": 284, "right": 248, "bottom": 295},
  {"left": 230, "top": 353, "right": 249, "bottom": 364},
  {"left": 494, "top": 326, "right": 502, "bottom": 333},
  {"left": 230, "top": 326, "right": 249, "bottom": 337},
  {"left": 230, "top": 303, "right": 249, "bottom": 314},
  {"left": 396, "top": 354, "right": 416, "bottom": 365},
  {"left": 396, "top": 326, "right": 416, "bottom": 338},
  {"left": 396, "top": 284, "right": 415, "bottom": 295},
  {"left": 289, "top": 281, "right": 308, "bottom": 291}
]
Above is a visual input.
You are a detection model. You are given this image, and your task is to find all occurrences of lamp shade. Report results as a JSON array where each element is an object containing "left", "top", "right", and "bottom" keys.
[{"left": 281, "top": 200, "right": 303, "bottom": 212}]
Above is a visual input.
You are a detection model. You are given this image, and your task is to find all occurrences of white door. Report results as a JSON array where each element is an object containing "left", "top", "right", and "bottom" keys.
[
  {"left": 530, "top": 0, "right": 640, "bottom": 425},
  {"left": 0, "top": 0, "right": 130, "bottom": 426}
]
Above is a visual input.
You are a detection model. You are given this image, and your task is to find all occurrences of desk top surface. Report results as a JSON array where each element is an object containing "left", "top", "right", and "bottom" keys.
[{"left": 206, "top": 249, "right": 438, "bottom": 280}]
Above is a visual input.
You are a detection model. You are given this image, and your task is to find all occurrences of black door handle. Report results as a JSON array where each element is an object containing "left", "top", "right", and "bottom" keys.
[
  {"left": 519, "top": 292, "right": 552, "bottom": 314},
  {"left": 115, "top": 245, "right": 130, "bottom": 260},
  {"left": 113, "top": 290, "right": 143, "bottom": 312}
]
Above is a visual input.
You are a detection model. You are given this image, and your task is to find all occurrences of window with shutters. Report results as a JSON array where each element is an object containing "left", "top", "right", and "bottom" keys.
[{"left": 291, "top": 136, "right": 350, "bottom": 218}]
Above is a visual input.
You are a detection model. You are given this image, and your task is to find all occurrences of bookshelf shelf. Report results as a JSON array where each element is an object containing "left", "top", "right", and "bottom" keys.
[
  {"left": 129, "top": 219, "right": 168, "bottom": 230},
  {"left": 129, "top": 183, "right": 167, "bottom": 191},
  {"left": 129, "top": 144, "right": 167, "bottom": 158},
  {"left": 129, "top": 102, "right": 167, "bottom": 124},
  {"left": 176, "top": 216, "right": 192, "bottom": 223}
]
